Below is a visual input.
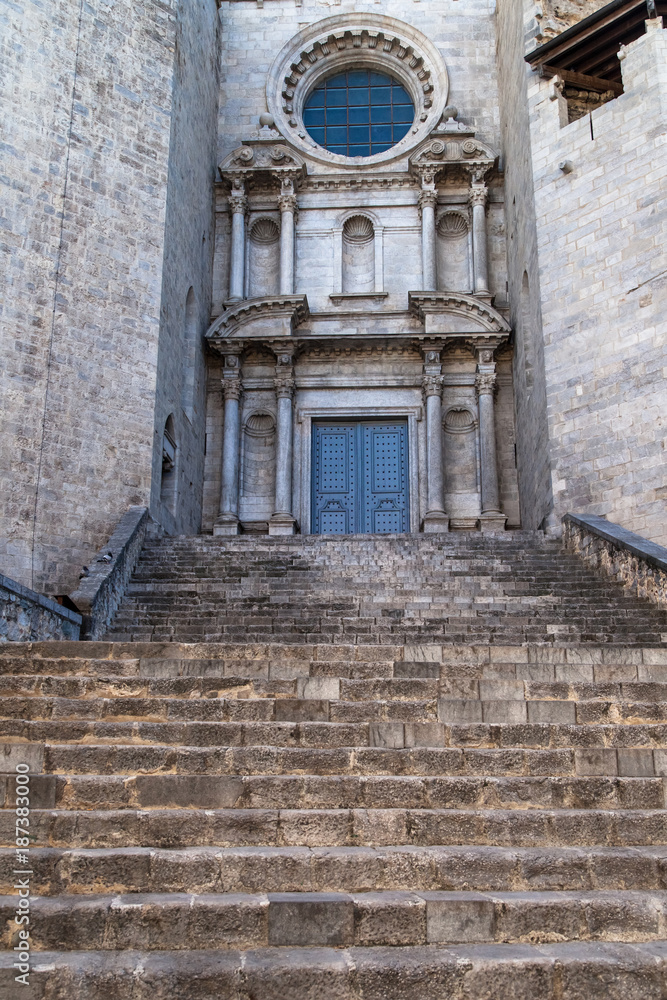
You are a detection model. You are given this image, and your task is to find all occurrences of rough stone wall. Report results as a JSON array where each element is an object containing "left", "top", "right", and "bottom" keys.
[
  {"left": 496, "top": 0, "right": 554, "bottom": 530},
  {"left": 529, "top": 21, "right": 667, "bottom": 544},
  {"left": 150, "top": 0, "right": 220, "bottom": 536},
  {"left": 536, "top": 0, "right": 612, "bottom": 42},
  {"left": 0, "top": 575, "right": 81, "bottom": 643},
  {"left": 0, "top": 0, "right": 178, "bottom": 594}
]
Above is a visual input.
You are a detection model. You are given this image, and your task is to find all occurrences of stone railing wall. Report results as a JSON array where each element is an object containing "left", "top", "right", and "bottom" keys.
[
  {"left": 563, "top": 513, "right": 667, "bottom": 609},
  {"left": 0, "top": 574, "right": 82, "bottom": 642},
  {"left": 69, "top": 506, "right": 150, "bottom": 640}
]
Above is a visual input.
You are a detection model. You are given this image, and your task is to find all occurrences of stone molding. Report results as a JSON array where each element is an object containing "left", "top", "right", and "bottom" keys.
[
  {"left": 206, "top": 295, "right": 310, "bottom": 346},
  {"left": 408, "top": 292, "right": 511, "bottom": 335},
  {"left": 563, "top": 513, "right": 667, "bottom": 610},
  {"left": 265, "top": 13, "right": 449, "bottom": 169}
]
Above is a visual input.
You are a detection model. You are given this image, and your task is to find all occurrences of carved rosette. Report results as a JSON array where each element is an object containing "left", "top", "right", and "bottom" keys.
[
  {"left": 475, "top": 372, "right": 497, "bottom": 397},
  {"left": 422, "top": 374, "right": 444, "bottom": 399}
]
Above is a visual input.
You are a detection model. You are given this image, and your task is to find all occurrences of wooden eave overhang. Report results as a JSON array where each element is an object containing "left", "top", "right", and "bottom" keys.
[{"left": 525, "top": 0, "right": 667, "bottom": 89}]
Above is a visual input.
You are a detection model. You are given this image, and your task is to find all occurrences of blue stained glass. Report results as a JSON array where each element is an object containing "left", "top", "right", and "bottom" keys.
[
  {"left": 370, "top": 105, "right": 392, "bottom": 124},
  {"left": 303, "top": 108, "right": 325, "bottom": 127},
  {"left": 326, "top": 107, "right": 347, "bottom": 125},
  {"left": 349, "top": 106, "right": 370, "bottom": 124},
  {"left": 303, "top": 69, "right": 415, "bottom": 156}
]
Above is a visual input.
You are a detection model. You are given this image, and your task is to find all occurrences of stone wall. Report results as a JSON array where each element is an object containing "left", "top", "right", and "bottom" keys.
[
  {"left": 150, "top": 0, "right": 220, "bottom": 537},
  {"left": 563, "top": 513, "right": 667, "bottom": 610},
  {"left": 0, "top": 0, "right": 178, "bottom": 594},
  {"left": 0, "top": 575, "right": 81, "bottom": 643},
  {"left": 496, "top": 0, "right": 554, "bottom": 531},
  {"left": 528, "top": 20, "right": 667, "bottom": 545}
]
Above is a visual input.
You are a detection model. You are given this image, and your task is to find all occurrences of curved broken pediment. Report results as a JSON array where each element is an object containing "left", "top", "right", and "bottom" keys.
[
  {"left": 409, "top": 134, "right": 497, "bottom": 177},
  {"left": 409, "top": 291, "right": 511, "bottom": 336},
  {"left": 219, "top": 141, "right": 307, "bottom": 182},
  {"left": 206, "top": 295, "right": 310, "bottom": 351}
]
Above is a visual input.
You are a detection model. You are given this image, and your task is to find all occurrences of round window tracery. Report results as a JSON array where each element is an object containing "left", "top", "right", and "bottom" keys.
[{"left": 303, "top": 70, "right": 414, "bottom": 157}]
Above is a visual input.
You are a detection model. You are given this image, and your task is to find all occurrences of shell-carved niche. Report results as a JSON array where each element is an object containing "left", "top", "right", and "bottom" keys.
[
  {"left": 241, "top": 412, "right": 276, "bottom": 515},
  {"left": 342, "top": 215, "right": 375, "bottom": 294},
  {"left": 436, "top": 211, "right": 470, "bottom": 293},
  {"left": 443, "top": 407, "right": 479, "bottom": 514},
  {"left": 248, "top": 218, "right": 280, "bottom": 298}
]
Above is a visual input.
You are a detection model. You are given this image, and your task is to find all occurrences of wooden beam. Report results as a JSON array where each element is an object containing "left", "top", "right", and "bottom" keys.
[{"left": 539, "top": 64, "right": 624, "bottom": 95}]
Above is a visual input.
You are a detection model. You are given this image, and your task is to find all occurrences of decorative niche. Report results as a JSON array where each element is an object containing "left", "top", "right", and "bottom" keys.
[
  {"left": 342, "top": 215, "right": 375, "bottom": 294},
  {"left": 436, "top": 211, "right": 471, "bottom": 293},
  {"left": 247, "top": 217, "right": 280, "bottom": 298},
  {"left": 443, "top": 407, "right": 480, "bottom": 520},
  {"left": 240, "top": 411, "right": 276, "bottom": 528}
]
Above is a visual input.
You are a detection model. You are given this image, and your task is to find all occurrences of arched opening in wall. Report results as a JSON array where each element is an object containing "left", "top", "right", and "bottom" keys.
[
  {"left": 436, "top": 212, "right": 470, "bottom": 292},
  {"left": 521, "top": 271, "right": 534, "bottom": 394},
  {"left": 181, "top": 287, "right": 197, "bottom": 421},
  {"left": 443, "top": 408, "right": 479, "bottom": 517},
  {"left": 342, "top": 215, "right": 375, "bottom": 293},
  {"left": 248, "top": 218, "right": 280, "bottom": 298},
  {"left": 241, "top": 411, "right": 276, "bottom": 526},
  {"left": 160, "top": 415, "right": 178, "bottom": 514}
]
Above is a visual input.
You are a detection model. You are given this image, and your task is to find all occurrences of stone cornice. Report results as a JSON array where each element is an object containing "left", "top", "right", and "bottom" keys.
[
  {"left": 408, "top": 292, "right": 511, "bottom": 336},
  {"left": 206, "top": 295, "right": 310, "bottom": 348}
]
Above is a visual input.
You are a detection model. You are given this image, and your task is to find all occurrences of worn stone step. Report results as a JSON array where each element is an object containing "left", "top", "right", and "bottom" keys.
[
  {"left": 3, "top": 889, "right": 666, "bottom": 951},
  {"left": 4, "top": 718, "right": 667, "bottom": 750},
  {"left": 1, "top": 941, "right": 665, "bottom": 1000},
  {"left": 6, "top": 844, "right": 666, "bottom": 895},
  {"left": 2, "top": 772, "right": 663, "bottom": 812},
  {"left": 12, "top": 742, "right": 665, "bottom": 778},
  {"left": 3, "top": 807, "right": 665, "bottom": 849}
]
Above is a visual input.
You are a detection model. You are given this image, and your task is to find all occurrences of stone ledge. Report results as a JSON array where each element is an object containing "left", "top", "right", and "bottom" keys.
[{"left": 563, "top": 513, "right": 667, "bottom": 609}]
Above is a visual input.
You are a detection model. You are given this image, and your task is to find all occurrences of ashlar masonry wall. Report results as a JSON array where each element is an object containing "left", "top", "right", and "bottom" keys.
[
  {"left": 0, "top": 0, "right": 179, "bottom": 594},
  {"left": 529, "top": 20, "right": 667, "bottom": 545}
]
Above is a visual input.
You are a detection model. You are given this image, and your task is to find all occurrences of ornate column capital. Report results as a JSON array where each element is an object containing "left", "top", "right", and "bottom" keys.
[
  {"left": 273, "top": 349, "right": 295, "bottom": 399},
  {"left": 221, "top": 353, "right": 243, "bottom": 400},
  {"left": 475, "top": 371, "right": 497, "bottom": 396},
  {"left": 277, "top": 176, "right": 298, "bottom": 216},
  {"left": 418, "top": 189, "right": 438, "bottom": 212},
  {"left": 422, "top": 374, "right": 443, "bottom": 399},
  {"left": 228, "top": 178, "right": 247, "bottom": 215},
  {"left": 469, "top": 182, "right": 488, "bottom": 209}
]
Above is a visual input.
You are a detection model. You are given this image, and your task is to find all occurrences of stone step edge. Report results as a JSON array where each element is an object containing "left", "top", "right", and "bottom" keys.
[{"left": 1, "top": 641, "right": 665, "bottom": 666}]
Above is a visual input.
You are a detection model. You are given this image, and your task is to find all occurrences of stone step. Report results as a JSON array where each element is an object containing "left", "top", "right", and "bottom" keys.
[
  {"left": 4, "top": 718, "right": 667, "bottom": 749},
  {"left": 3, "top": 807, "right": 665, "bottom": 849},
  {"left": 2, "top": 941, "right": 665, "bottom": 999},
  {"left": 2, "top": 772, "right": 662, "bottom": 811},
  {"left": 3, "top": 889, "right": 666, "bottom": 951},
  {"left": 7, "top": 844, "right": 666, "bottom": 895},
  {"left": 9, "top": 742, "right": 666, "bottom": 778}
]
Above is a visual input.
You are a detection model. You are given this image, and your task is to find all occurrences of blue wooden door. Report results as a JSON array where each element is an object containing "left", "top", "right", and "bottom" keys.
[{"left": 312, "top": 420, "right": 409, "bottom": 534}]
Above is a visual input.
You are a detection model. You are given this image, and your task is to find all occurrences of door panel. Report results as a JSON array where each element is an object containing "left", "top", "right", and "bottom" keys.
[{"left": 312, "top": 420, "right": 409, "bottom": 534}]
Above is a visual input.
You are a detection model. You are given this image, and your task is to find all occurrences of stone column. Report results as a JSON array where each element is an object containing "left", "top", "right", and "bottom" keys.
[
  {"left": 419, "top": 181, "right": 438, "bottom": 292},
  {"left": 475, "top": 351, "right": 506, "bottom": 531},
  {"left": 269, "top": 351, "right": 297, "bottom": 535},
  {"left": 469, "top": 174, "right": 489, "bottom": 296},
  {"left": 214, "top": 357, "right": 242, "bottom": 536},
  {"left": 278, "top": 179, "right": 297, "bottom": 296},
  {"left": 421, "top": 350, "right": 449, "bottom": 532},
  {"left": 228, "top": 181, "right": 247, "bottom": 302}
]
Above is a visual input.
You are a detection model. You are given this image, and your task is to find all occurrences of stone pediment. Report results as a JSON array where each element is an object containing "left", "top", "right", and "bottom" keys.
[
  {"left": 408, "top": 292, "right": 511, "bottom": 336},
  {"left": 409, "top": 135, "right": 497, "bottom": 178},
  {"left": 206, "top": 295, "right": 309, "bottom": 349},
  {"left": 219, "top": 138, "right": 307, "bottom": 183}
]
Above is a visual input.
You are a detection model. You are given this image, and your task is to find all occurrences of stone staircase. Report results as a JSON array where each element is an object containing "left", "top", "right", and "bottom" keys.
[
  {"left": 106, "top": 532, "right": 667, "bottom": 645},
  {"left": 2, "top": 532, "right": 667, "bottom": 996}
]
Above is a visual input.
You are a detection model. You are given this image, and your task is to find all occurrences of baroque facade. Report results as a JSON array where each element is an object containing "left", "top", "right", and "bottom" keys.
[{"left": 1, "top": 0, "right": 665, "bottom": 595}]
